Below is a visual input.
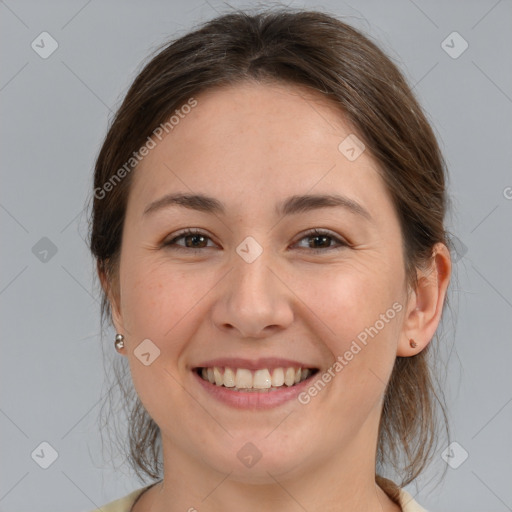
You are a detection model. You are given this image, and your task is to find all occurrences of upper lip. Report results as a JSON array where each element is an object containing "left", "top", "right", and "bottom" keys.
[{"left": 192, "top": 357, "right": 319, "bottom": 371}]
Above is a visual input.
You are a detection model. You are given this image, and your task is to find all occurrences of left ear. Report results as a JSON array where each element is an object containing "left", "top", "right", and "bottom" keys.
[{"left": 397, "top": 242, "right": 452, "bottom": 356}]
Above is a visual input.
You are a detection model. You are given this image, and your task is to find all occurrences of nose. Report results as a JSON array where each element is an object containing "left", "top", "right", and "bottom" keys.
[{"left": 210, "top": 246, "right": 294, "bottom": 339}]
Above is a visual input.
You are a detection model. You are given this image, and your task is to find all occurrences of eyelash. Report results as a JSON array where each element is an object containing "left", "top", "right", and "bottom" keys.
[{"left": 162, "top": 228, "right": 349, "bottom": 253}]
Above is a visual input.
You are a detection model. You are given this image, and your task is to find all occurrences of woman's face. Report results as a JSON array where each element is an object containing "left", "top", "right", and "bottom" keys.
[{"left": 111, "top": 81, "right": 415, "bottom": 483}]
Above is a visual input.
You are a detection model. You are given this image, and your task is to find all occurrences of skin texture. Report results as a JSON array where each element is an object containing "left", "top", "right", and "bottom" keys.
[{"left": 103, "top": 81, "right": 451, "bottom": 512}]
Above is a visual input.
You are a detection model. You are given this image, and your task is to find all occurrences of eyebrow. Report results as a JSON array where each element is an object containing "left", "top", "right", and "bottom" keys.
[{"left": 143, "top": 192, "right": 372, "bottom": 221}]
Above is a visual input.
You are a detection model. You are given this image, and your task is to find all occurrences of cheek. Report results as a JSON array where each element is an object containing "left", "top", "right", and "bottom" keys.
[
  {"left": 294, "top": 258, "right": 404, "bottom": 339},
  {"left": 119, "top": 261, "right": 202, "bottom": 423},
  {"left": 294, "top": 260, "right": 404, "bottom": 394},
  {"left": 120, "top": 258, "right": 197, "bottom": 337}
]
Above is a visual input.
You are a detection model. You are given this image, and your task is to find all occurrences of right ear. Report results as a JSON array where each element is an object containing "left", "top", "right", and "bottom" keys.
[{"left": 97, "top": 259, "right": 124, "bottom": 334}]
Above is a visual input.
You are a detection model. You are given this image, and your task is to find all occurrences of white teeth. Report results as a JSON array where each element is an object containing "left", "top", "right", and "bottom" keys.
[
  {"left": 199, "top": 366, "right": 314, "bottom": 390},
  {"left": 253, "top": 369, "right": 272, "bottom": 389},
  {"left": 213, "top": 367, "right": 223, "bottom": 386},
  {"left": 284, "top": 367, "right": 295, "bottom": 386},
  {"left": 235, "top": 368, "right": 252, "bottom": 389},
  {"left": 271, "top": 367, "right": 284, "bottom": 387},
  {"left": 223, "top": 367, "right": 236, "bottom": 387}
]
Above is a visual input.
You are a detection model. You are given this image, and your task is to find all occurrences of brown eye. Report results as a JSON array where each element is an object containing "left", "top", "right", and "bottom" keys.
[
  {"left": 294, "top": 229, "right": 348, "bottom": 252},
  {"left": 163, "top": 229, "right": 215, "bottom": 251},
  {"left": 162, "top": 228, "right": 348, "bottom": 253}
]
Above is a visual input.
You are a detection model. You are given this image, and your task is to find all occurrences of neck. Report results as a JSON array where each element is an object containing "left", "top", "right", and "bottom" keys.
[
  {"left": 138, "top": 425, "right": 401, "bottom": 512},
  {"left": 144, "top": 463, "right": 400, "bottom": 512}
]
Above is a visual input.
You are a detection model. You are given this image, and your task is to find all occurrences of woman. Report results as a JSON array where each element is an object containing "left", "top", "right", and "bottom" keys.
[{"left": 89, "top": 7, "right": 451, "bottom": 512}]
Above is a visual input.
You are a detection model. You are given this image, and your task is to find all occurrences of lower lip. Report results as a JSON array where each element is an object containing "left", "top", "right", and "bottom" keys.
[{"left": 192, "top": 370, "right": 317, "bottom": 409}]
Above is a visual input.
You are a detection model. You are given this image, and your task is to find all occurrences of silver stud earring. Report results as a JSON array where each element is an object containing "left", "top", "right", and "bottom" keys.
[{"left": 115, "top": 333, "right": 125, "bottom": 351}]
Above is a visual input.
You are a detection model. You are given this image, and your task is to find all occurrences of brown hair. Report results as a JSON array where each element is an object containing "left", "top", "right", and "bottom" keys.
[{"left": 90, "top": 6, "right": 451, "bottom": 494}]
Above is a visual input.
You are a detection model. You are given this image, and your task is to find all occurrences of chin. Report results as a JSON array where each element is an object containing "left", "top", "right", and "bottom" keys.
[{"left": 200, "top": 436, "right": 312, "bottom": 484}]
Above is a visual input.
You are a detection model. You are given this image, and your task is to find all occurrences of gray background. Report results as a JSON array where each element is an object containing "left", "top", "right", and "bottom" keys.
[{"left": 1, "top": 0, "right": 511, "bottom": 511}]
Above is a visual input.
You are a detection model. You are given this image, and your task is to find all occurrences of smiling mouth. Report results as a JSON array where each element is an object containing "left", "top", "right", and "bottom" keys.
[{"left": 194, "top": 366, "right": 319, "bottom": 392}]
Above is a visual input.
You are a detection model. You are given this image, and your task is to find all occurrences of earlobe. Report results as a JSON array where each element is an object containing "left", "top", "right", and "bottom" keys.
[{"left": 397, "top": 242, "right": 451, "bottom": 357}]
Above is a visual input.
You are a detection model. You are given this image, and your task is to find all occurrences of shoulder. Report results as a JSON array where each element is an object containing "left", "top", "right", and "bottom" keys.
[
  {"left": 397, "top": 488, "right": 429, "bottom": 512},
  {"left": 87, "top": 484, "right": 156, "bottom": 512}
]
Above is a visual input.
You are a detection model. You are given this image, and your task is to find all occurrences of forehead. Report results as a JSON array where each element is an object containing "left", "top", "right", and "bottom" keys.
[
  {"left": 129, "top": 81, "right": 393, "bottom": 219},
  {"left": 166, "top": 80, "right": 353, "bottom": 157}
]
